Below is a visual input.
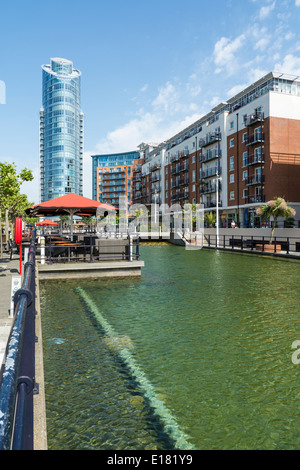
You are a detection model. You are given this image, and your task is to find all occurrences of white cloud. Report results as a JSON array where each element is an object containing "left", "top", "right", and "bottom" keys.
[
  {"left": 295, "top": 0, "right": 300, "bottom": 6},
  {"left": 227, "top": 83, "right": 248, "bottom": 98},
  {"left": 259, "top": 1, "right": 276, "bottom": 19},
  {"left": 90, "top": 78, "right": 204, "bottom": 160},
  {"left": 213, "top": 34, "right": 246, "bottom": 75},
  {"left": 274, "top": 53, "right": 300, "bottom": 75}
]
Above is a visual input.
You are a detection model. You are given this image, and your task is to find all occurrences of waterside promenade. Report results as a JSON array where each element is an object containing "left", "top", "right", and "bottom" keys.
[{"left": 0, "top": 256, "right": 18, "bottom": 366}]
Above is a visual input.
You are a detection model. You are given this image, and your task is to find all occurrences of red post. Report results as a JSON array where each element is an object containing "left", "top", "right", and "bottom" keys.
[{"left": 14, "top": 218, "right": 23, "bottom": 275}]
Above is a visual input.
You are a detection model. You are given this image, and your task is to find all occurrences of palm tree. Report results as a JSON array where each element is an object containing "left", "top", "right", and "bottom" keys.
[
  {"left": 204, "top": 211, "right": 216, "bottom": 228},
  {"left": 256, "top": 197, "right": 296, "bottom": 244}
]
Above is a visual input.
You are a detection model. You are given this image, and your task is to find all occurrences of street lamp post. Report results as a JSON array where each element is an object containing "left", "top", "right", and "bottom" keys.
[
  {"left": 216, "top": 172, "right": 221, "bottom": 248},
  {"left": 154, "top": 190, "right": 158, "bottom": 224}
]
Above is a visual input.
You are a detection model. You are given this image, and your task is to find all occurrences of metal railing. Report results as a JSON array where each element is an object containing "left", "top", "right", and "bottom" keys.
[
  {"left": 0, "top": 231, "right": 38, "bottom": 450},
  {"left": 38, "top": 233, "right": 140, "bottom": 264},
  {"left": 204, "top": 233, "right": 300, "bottom": 255}
]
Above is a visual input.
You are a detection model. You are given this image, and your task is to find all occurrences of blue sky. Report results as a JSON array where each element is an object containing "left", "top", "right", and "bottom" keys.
[{"left": 1, "top": 0, "right": 300, "bottom": 203}]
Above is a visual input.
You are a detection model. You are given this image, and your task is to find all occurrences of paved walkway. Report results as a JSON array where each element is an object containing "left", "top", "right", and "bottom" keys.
[{"left": 0, "top": 255, "right": 21, "bottom": 367}]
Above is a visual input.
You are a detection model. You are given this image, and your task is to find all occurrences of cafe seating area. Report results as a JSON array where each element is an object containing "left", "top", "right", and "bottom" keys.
[{"left": 41, "top": 233, "right": 134, "bottom": 263}]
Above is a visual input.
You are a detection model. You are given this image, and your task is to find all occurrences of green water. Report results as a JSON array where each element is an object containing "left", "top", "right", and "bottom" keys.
[{"left": 40, "top": 246, "right": 300, "bottom": 450}]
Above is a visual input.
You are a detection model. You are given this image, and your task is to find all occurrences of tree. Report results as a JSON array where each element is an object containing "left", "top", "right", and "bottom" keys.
[
  {"left": 0, "top": 162, "right": 34, "bottom": 219},
  {"left": 0, "top": 162, "right": 34, "bottom": 255},
  {"left": 204, "top": 211, "right": 216, "bottom": 228},
  {"left": 256, "top": 197, "right": 296, "bottom": 244}
]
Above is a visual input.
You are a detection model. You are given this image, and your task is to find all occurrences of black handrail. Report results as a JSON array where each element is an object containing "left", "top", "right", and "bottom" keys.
[
  {"left": 40, "top": 234, "right": 140, "bottom": 264},
  {"left": 0, "top": 230, "right": 37, "bottom": 450},
  {"left": 202, "top": 233, "right": 300, "bottom": 255}
]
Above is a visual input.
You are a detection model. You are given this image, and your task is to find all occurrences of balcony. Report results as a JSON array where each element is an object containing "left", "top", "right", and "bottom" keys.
[
  {"left": 150, "top": 163, "right": 161, "bottom": 171},
  {"left": 247, "top": 195, "right": 265, "bottom": 204},
  {"left": 244, "top": 111, "right": 264, "bottom": 127},
  {"left": 178, "top": 176, "right": 189, "bottom": 186},
  {"left": 201, "top": 182, "right": 221, "bottom": 194},
  {"left": 203, "top": 200, "right": 222, "bottom": 208},
  {"left": 170, "top": 148, "right": 189, "bottom": 162},
  {"left": 151, "top": 186, "right": 161, "bottom": 194},
  {"left": 151, "top": 173, "right": 161, "bottom": 182},
  {"left": 171, "top": 190, "right": 189, "bottom": 201},
  {"left": 245, "top": 133, "right": 264, "bottom": 146},
  {"left": 171, "top": 162, "right": 189, "bottom": 174},
  {"left": 199, "top": 132, "right": 221, "bottom": 148},
  {"left": 102, "top": 175, "right": 126, "bottom": 182},
  {"left": 200, "top": 149, "right": 222, "bottom": 163},
  {"left": 200, "top": 167, "right": 221, "bottom": 179},
  {"left": 246, "top": 174, "right": 265, "bottom": 186},
  {"left": 246, "top": 153, "right": 264, "bottom": 166}
]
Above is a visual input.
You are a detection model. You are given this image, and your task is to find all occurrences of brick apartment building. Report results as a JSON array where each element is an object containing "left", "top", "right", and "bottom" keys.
[{"left": 129, "top": 72, "right": 300, "bottom": 228}]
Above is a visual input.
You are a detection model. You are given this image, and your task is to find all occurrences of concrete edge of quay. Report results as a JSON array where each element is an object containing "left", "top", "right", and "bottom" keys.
[
  {"left": 34, "top": 266, "right": 48, "bottom": 450},
  {"left": 37, "top": 260, "right": 145, "bottom": 280}
]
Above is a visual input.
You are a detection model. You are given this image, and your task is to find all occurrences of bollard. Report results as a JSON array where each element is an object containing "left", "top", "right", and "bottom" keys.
[{"left": 40, "top": 237, "right": 45, "bottom": 265}]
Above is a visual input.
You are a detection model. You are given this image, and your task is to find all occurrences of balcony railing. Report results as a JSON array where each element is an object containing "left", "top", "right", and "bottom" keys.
[
  {"left": 200, "top": 167, "right": 221, "bottom": 179},
  {"left": 201, "top": 182, "right": 222, "bottom": 194},
  {"left": 244, "top": 111, "right": 264, "bottom": 127},
  {"left": 203, "top": 200, "right": 222, "bottom": 208},
  {"left": 247, "top": 195, "right": 265, "bottom": 204},
  {"left": 199, "top": 132, "right": 221, "bottom": 148},
  {"left": 171, "top": 162, "right": 189, "bottom": 174},
  {"left": 246, "top": 133, "right": 264, "bottom": 146},
  {"left": 246, "top": 154, "right": 264, "bottom": 166},
  {"left": 151, "top": 173, "right": 161, "bottom": 182},
  {"left": 246, "top": 175, "right": 265, "bottom": 186},
  {"left": 200, "top": 149, "right": 222, "bottom": 163}
]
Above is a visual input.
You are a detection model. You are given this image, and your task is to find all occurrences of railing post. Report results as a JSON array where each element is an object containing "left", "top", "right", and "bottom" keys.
[
  {"left": 241, "top": 235, "right": 243, "bottom": 251},
  {"left": 232, "top": 235, "right": 234, "bottom": 250},
  {"left": 89, "top": 234, "right": 93, "bottom": 263},
  {"left": 223, "top": 234, "right": 225, "bottom": 249},
  {"left": 287, "top": 237, "right": 290, "bottom": 254},
  {"left": 136, "top": 236, "right": 140, "bottom": 260},
  {"left": 48, "top": 236, "right": 52, "bottom": 265},
  {"left": 274, "top": 237, "right": 277, "bottom": 253},
  {"left": 251, "top": 236, "right": 254, "bottom": 251},
  {"left": 262, "top": 236, "right": 265, "bottom": 251}
]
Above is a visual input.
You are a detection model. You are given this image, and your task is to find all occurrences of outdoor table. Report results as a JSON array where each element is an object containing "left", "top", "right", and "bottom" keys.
[{"left": 53, "top": 242, "right": 81, "bottom": 261}]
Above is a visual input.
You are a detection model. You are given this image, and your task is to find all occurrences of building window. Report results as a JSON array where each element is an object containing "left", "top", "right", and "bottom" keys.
[
  {"left": 192, "top": 170, "right": 195, "bottom": 182},
  {"left": 230, "top": 174, "right": 234, "bottom": 183},
  {"left": 230, "top": 138, "right": 234, "bottom": 148},
  {"left": 242, "top": 170, "right": 248, "bottom": 180},
  {"left": 243, "top": 152, "right": 248, "bottom": 167},
  {"left": 230, "top": 191, "right": 235, "bottom": 200},
  {"left": 192, "top": 184, "right": 195, "bottom": 192},
  {"left": 192, "top": 155, "right": 195, "bottom": 163},
  {"left": 242, "top": 132, "right": 247, "bottom": 142},
  {"left": 243, "top": 188, "right": 248, "bottom": 199},
  {"left": 230, "top": 156, "right": 234, "bottom": 171},
  {"left": 230, "top": 121, "right": 234, "bottom": 129}
]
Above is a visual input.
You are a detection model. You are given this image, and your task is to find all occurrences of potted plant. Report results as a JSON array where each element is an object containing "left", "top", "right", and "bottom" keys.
[{"left": 255, "top": 197, "right": 296, "bottom": 252}]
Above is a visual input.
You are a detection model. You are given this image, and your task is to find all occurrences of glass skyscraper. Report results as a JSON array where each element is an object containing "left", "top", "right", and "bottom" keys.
[{"left": 39, "top": 57, "right": 83, "bottom": 202}]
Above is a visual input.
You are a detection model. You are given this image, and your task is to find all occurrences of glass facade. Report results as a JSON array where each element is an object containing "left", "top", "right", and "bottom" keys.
[{"left": 40, "top": 58, "right": 83, "bottom": 202}]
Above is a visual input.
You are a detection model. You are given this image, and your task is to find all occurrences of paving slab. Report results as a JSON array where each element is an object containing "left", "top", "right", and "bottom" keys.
[{"left": 0, "top": 255, "right": 22, "bottom": 366}]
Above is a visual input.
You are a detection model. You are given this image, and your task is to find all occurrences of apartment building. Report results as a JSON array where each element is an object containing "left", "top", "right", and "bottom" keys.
[
  {"left": 91, "top": 151, "right": 139, "bottom": 208},
  {"left": 131, "top": 72, "right": 300, "bottom": 227},
  {"left": 40, "top": 58, "right": 83, "bottom": 202}
]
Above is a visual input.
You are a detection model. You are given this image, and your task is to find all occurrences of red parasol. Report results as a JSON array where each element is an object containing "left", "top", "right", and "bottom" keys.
[{"left": 36, "top": 220, "right": 59, "bottom": 226}]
